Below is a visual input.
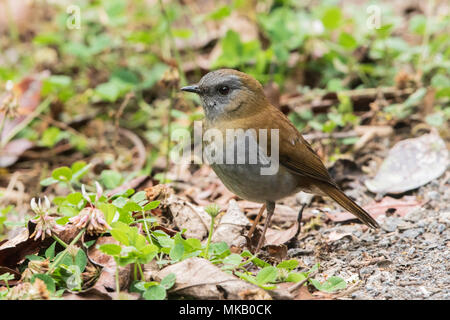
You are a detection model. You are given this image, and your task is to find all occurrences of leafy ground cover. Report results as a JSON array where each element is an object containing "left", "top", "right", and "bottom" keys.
[{"left": 0, "top": 0, "right": 448, "bottom": 299}]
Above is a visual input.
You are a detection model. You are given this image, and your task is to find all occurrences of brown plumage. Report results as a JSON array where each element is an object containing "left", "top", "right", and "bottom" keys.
[{"left": 182, "top": 69, "right": 379, "bottom": 252}]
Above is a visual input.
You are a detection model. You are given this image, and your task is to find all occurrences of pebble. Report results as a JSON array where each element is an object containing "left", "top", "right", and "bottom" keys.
[
  {"left": 439, "top": 211, "right": 450, "bottom": 224},
  {"left": 404, "top": 208, "right": 425, "bottom": 222},
  {"left": 379, "top": 238, "right": 391, "bottom": 247},
  {"left": 287, "top": 248, "right": 314, "bottom": 257},
  {"left": 437, "top": 224, "right": 446, "bottom": 233},
  {"left": 382, "top": 216, "right": 403, "bottom": 233},
  {"left": 359, "top": 266, "right": 374, "bottom": 277},
  {"left": 402, "top": 228, "right": 424, "bottom": 238},
  {"left": 427, "top": 191, "right": 440, "bottom": 201}
]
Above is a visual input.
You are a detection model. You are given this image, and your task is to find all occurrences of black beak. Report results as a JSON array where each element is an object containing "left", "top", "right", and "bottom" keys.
[{"left": 181, "top": 84, "right": 201, "bottom": 94}]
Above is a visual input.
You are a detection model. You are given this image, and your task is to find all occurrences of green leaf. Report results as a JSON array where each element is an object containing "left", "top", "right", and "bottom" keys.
[
  {"left": 75, "top": 248, "right": 88, "bottom": 272},
  {"left": 310, "top": 276, "right": 346, "bottom": 292},
  {"left": 0, "top": 273, "right": 15, "bottom": 282},
  {"left": 338, "top": 32, "right": 357, "bottom": 50},
  {"left": 404, "top": 87, "right": 427, "bottom": 108},
  {"left": 169, "top": 242, "right": 184, "bottom": 262},
  {"left": 40, "top": 177, "right": 59, "bottom": 186},
  {"left": 99, "top": 243, "right": 122, "bottom": 256},
  {"left": 321, "top": 7, "right": 342, "bottom": 30},
  {"left": 99, "top": 203, "right": 116, "bottom": 225},
  {"left": 286, "top": 272, "right": 307, "bottom": 283},
  {"left": 100, "top": 170, "right": 123, "bottom": 189},
  {"left": 41, "top": 127, "right": 62, "bottom": 148},
  {"left": 66, "top": 192, "right": 83, "bottom": 206},
  {"left": 143, "top": 200, "right": 160, "bottom": 211},
  {"left": 123, "top": 201, "right": 142, "bottom": 213},
  {"left": 52, "top": 167, "right": 72, "bottom": 182},
  {"left": 409, "top": 14, "right": 426, "bottom": 35},
  {"left": 161, "top": 273, "right": 176, "bottom": 290},
  {"left": 45, "top": 241, "right": 57, "bottom": 260},
  {"left": 172, "top": 29, "right": 193, "bottom": 38},
  {"left": 277, "top": 259, "right": 299, "bottom": 271},
  {"left": 223, "top": 254, "right": 243, "bottom": 266},
  {"left": 425, "top": 113, "right": 445, "bottom": 127},
  {"left": 130, "top": 191, "right": 147, "bottom": 203},
  {"left": 255, "top": 266, "right": 278, "bottom": 285},
  {"left": 110, "top": 229, "right": 129, "bottom": 246},
  {"left": 71, "top": 162, "right": 90, "bottom": 181},
  {"left": 208, "top": 6, "right": 231, "bottom": 20},
  {"left": 143, "top": 285, "right": 166, "bottom": 300},
  {"left": 25, "top": 255, "right": 45, "bottom": 262}
]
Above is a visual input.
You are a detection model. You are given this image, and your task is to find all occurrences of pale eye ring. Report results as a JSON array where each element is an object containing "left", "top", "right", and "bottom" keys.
[{"left": 218, "top": 85, "right": 230, "bottom": 95}]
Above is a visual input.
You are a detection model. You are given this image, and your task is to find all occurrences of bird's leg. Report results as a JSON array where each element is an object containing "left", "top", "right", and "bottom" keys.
[
  {"left": 294, "top": 203, "right": 307, "bottom": 238},
  {"left": 293, "top": 192, "right": 313, "bottom": 238},
  {"left": 247, "top": 203, "right": 266, "bottom": 240},
  {"left": 255, "top": 201, "right": 275, "bottom": 253}
]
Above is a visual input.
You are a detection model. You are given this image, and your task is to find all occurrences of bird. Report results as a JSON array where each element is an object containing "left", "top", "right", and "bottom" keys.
[{"left": 181, "top": 69, "right": 379, "bottom": 253}]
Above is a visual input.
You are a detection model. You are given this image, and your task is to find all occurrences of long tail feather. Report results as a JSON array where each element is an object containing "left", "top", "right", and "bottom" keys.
[{"left": 317, "top": 183, "right": 379, "bottom": 229}]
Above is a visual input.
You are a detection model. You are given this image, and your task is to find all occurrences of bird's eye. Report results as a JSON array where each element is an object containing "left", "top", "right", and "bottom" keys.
[{"left": 218, "top": 86, "right": 230, "bottom": 95}]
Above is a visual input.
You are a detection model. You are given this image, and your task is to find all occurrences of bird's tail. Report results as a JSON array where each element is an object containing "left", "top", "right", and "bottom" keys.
[{"left": 317, "top": 182, "right": 379, "bottom": 229}]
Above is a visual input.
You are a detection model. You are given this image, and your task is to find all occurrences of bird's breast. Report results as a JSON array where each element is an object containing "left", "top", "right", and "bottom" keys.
[{"left": 204, "top": 130, "right": 300, "bottom": 202}]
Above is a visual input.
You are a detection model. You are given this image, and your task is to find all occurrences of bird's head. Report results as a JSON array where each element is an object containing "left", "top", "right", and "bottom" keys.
[{"left": 181, "top": 69, "right": 267, "bottom": 122}]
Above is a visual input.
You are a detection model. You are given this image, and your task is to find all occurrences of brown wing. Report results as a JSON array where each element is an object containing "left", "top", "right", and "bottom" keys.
[
  {"left": 267, "top": 108, "right": 337, "bottom": 186},
  {"left": 262, "top": 107, "right": 378, "bottom": 228}
]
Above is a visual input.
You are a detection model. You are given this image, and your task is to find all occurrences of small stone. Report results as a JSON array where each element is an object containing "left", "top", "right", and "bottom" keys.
[
  {"left": 359, "top": 266, "right": 374, "bottom": 277},
  {"left": 437, "top": 224, "right": 446, "bottom": 234},
  {"left": 404, "top": 208, "right": 425, "bottom": 222},
  {"left": 439, "top": 211, "right": 450, "bottom": 224},
  {"left": 427, "top": 191, "right": 440, "bottom": 201},
  {"left": 379, "top": 238, "right": 391, "bottom": 247},
  {"left": 382, "top": 216, "right": 403, "bottom": 233},
  {"left": 287, "top": 248, "right": 313, "bottom": 257},
  {"left": 419, "top": 286, "right": 430, "bottom": 298},
  {"left": 402, "top": 228, "right": 424, "bottom": 239}
]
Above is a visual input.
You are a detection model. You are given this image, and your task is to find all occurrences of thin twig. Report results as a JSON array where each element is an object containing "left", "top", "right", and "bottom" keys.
[
  {"left": 113, "top": 92, "right": 134, "bottom": 149},
  {"left": 1, "top": 97, "right": 52, "bottom": 148}
]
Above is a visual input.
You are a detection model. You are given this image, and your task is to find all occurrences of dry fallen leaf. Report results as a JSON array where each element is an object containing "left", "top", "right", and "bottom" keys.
[
  {"left": 211, "top": 199, "right": 250, "bottom": 247},
  {"left": 87, "top": 236, "right": 132, "bottom": 298},
  {"left": 265, "top": 222, "right": 299, "bottom": 246},
  {"left": 0, "top": 222, "right": 42, "bottom": 269},
  {"left": 365, "top": 132, "right": 448, "bottom": 194},
  {"left": 326, "top": 195, "right": 423, "bottom": 223},
  {"left": 0, "top": 139, "right": 34, "bottom": 167}
]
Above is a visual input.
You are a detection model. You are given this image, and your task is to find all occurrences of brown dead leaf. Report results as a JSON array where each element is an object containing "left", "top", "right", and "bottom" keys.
[
  {"left": 211, "top": 199, "right": 250, "bottom": 247},
  {"left": 0, "top": 73, "right": 48, "bottom": 167},
  {"left": 326, "top": 195, "right": 423, "bottom": 223},
  {"left": 290, "top": 285, "right": 317, "bottom": 300},
  {"left": 145, "top": 184, "right": 174, "bottom": 202},
  {"left": 87, "top": 237, "right": 132, "bottom": 297},
  {"left": 0, "top": 222, "right": 41, "bottom": 269},
  {"left": 63, "top": 287, "right": 113, "bottom": 300},
  {"left": 365, "top": 132, "right": 448, "bottom": 194},
  {"left": 0, "top": 138, "right": 34, "bottom": 167},
  {"left": 265, "top": 244, "right": 288, "bottom": 262},
  {"left": 156, "top": 257, "right": 271, "bottom": 300},
  {"left": 265, "top": 222, "right": 299, "bottom": 246},
  {"left": 311, "top": 290, "right": 337, "bottom": 300},
  {"left": 147, "top": 185, "right": 211, "bottom": 239},
  {"left": 326, "top": 230, "right": 353, "bottom": 243}
]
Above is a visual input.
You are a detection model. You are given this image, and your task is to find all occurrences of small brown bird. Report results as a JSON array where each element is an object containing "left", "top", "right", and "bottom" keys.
[{"left": 182, "top": 69, "right": 378, "bottom": 252}]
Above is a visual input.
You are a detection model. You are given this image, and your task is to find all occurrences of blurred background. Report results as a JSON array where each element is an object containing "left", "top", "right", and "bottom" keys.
[{"left": 0, "top": 0, "right": 449, "bottom": 239}]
